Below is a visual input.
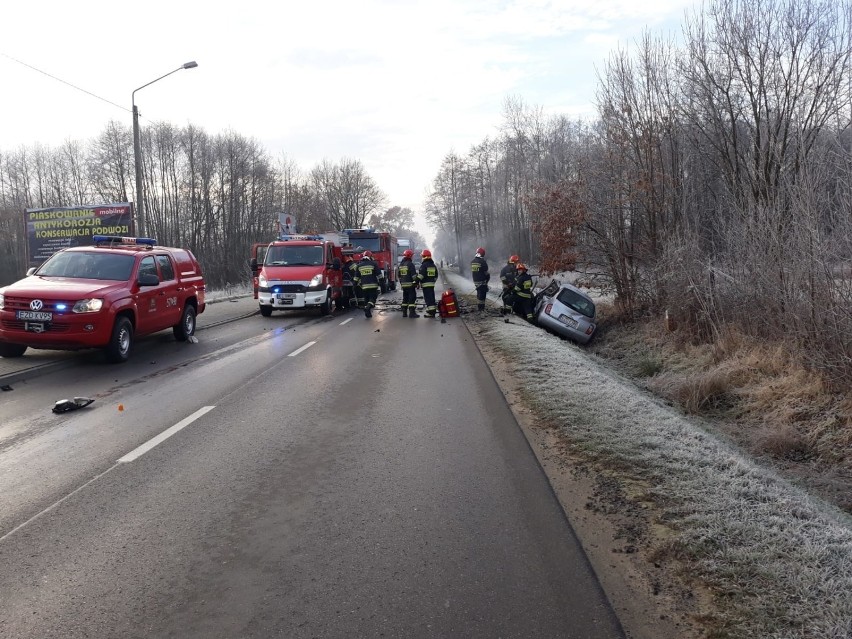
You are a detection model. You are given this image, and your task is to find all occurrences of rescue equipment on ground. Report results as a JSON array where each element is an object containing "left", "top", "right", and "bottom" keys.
[{"left": 438, "top": 289, "right": 460, "bottom": 318}]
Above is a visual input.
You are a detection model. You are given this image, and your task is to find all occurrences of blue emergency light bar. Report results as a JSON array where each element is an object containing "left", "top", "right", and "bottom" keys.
[
  {"left": 278, "top": 234, "right": 323, "bottom": 241},
  {"left": 92, "top": 235, "right": 157, "bottom": 246}
]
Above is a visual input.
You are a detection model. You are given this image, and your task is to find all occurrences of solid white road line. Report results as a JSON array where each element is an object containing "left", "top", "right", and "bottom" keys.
[
  {"left": 287, "top": 341, "right": 316, "bottom": 357},
  {"left": 118, "top": 406, "right": 216, "bottom": 463},
  {"left": 339, "top": 318, "right": 354, "bottom": 325},
  {"left": 0, "top": 465, "right": 118, "bottom": 543}
]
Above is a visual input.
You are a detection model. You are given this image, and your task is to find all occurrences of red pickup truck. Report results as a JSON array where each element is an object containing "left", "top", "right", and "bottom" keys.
[{"left": 0, "top": 235, "right": 206, "bottom": 363}]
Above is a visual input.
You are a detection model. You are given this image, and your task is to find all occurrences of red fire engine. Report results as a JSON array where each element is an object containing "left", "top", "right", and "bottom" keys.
[
  {"left": 341, "top": 228, "right": 398, "bottom": 293},
  {"left": 249, "top": 233, "right": 352, "bottom": 316}
]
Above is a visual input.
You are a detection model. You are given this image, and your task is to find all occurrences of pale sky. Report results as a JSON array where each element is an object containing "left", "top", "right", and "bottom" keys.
[{"left": 2, "top": 0, "right": 694, "bottom": 234}]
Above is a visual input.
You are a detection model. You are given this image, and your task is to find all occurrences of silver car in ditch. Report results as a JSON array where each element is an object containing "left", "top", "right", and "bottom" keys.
[{"left": 534, "top": 280, "right": 597, "bottom": 344}]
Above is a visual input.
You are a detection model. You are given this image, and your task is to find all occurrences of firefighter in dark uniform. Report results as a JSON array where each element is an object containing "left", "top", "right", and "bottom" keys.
[
  {"left": 341, "top": 255, "right": 355, "bottom": 308},
  {"left": 397, "top": 248, "right": 420, "bottom": 318},
  {"left": 470, "top": 247, "right": 490, "bottom": 311},
  {"left": 417, "top": 249, "right": 439, "bottom": 317},
  {"left": 349, "top": 253, "right": 364, "bottom": 308},
  {"left": 354, "top": 251, "right": 380, "bottom": 317},
  {"left": 512, "top": 263, "right": 535, "bottom": 321},
  {"left": 499, "top": 254, "right": 519, "bottom": 315}
]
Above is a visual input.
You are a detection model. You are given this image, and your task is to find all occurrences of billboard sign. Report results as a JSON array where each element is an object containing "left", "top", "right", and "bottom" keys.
[{"left": 24, "top": 203, "right": 135, "bottom": 267}]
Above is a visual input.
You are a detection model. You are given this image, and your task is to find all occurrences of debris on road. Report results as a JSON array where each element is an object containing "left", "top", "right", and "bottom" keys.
[{"left": 52, "top": 397, "right": 95, "bottom": 413}]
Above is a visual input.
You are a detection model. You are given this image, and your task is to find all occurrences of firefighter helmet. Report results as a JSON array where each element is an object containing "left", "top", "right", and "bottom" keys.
[
  {"left": 476, "top": 247, "right": 485, "bottom": 257},
  {"left": 362, "top": 251, "right": 373, "bottom": 259},
  {"left": 516, "top": 263, "right": 528, "bottom": 272},
  {"left": 509, "top": 255, "right": 520, "bottom": 264},
  {"left": 403, "top": 249, "right": 414, "bottom": 259},
  {"left": 421, "top": 249, "right": 432, "bottom": 259},
  {"left": 354, "top": 253, "right": 363, "bottom": 261}
]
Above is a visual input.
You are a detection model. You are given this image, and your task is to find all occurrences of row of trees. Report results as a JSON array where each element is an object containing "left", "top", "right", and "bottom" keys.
[
  {"left": 426, "top": 0, "right": 852, "bottom": 384},
  {"left": 0, "top": 124, "right": 399, "bottom": 289}
]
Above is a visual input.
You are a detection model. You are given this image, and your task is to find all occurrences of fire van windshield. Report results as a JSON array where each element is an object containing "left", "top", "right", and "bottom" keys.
[
  {"left": 37, "top": 252, "right": 136, "bottom": 281},
  {"left": 349, "top": 238, "right": 381, "bottom": 252},
  {"left": 265, "top": 245, "right": 324, "bottom": 266}
]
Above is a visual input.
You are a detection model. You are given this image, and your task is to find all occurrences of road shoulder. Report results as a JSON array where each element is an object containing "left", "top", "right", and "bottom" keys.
[{"left": 467, "top": 318, "right": 709, "bottom": 639}]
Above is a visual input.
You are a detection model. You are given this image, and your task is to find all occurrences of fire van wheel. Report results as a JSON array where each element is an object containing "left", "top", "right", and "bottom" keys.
[
  {"left": 260, "top": 305, "right": 273, "bottom": 317},
  {"left": 105, "top": 316, "right": 133, "bottom": 363},
  {"left": 0, "top": 342, "right": 27, "bottom": 358},
  {"left": 319, "top": 292, "right": 331, "bottom": 315},
  {"left": 173, "top": 303, "right": 197, "bottom": 341}
]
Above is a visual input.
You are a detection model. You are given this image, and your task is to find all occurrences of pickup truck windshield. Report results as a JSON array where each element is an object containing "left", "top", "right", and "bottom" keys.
[
  {"left": 265, "top": 245, "right": 324, "bottom": 266},
  {"left": 37, "top": 252, "right": 135, "bottom": 281}
]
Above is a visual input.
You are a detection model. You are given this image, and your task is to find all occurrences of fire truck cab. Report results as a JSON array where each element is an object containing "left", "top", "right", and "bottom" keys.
[
  {"left": 250, "top": 235, "right": 349, "bottom": 316},
  {"left": 342, "top": 228, "right": 398, "bottom": 293}
]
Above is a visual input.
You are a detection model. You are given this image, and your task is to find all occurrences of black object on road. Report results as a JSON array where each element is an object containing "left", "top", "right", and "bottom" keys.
[{"left": 52, "top": 397, "right": 95, "bottom": 414}]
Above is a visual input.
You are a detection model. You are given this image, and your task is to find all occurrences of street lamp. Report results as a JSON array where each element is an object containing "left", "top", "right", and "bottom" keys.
[{"left": 132, "top": 60, "right": 198, "bottom": 237}]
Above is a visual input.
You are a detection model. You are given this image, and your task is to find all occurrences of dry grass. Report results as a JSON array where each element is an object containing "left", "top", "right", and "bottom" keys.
[{"left": 591, "top": 317, "right": 852, "bottom": 473}]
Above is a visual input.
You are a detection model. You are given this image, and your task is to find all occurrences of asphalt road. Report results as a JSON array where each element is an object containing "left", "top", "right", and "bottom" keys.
[{"left": 0, "top": 290, "right": 624, "bottom": 638}]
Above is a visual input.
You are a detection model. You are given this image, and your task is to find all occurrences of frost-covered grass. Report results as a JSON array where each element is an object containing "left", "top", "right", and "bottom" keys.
[
  {"left": 445, "top": 271, "right": 852, "bottom": 638},
  {"left": 206, "top": 283, "right": 252, "bottom": 303}
]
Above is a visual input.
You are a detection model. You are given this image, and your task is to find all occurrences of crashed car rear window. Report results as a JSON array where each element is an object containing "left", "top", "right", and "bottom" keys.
[
  {"left": 37, "top": 252, "right": 135, "bottom": 281},
  {"left": 556, "top": 287, "right": 595, "bottom": 318}
]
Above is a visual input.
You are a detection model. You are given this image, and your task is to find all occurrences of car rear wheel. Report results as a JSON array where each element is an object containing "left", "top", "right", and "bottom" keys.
[
  {"left": 105, "top": 316, "right": 133, "bottom": 363},
  {"left": 173, "top": 303, "right": 197, "bottom": 341},
  {"left": 0, "top": 342, "right": 27, "bottom": 358}
]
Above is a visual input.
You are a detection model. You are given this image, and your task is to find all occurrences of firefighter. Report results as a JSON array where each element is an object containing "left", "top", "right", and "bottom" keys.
[
  {"left": 470, "top": 247, "right": 490, "bottom": 311},
  {"left": 349, "top": 253, "right": 364, "bottom": 309},
  {"left": 354, "top": 251, "right": 381, "bottom": 318},
  {"left": 499, "top": 254, "right": 520, "bottom": 315},
  {"left": 397, "top": 248, "right": 420, "bottom": 318},
  {"left": 341, "top": 255, "right": 355, "bottom": 307},
  {"left": 417, "top": 249, "right": 439, "bottom": 317},
  {"left": 512, "top": 263, "right": 535, "bottom": 321}
]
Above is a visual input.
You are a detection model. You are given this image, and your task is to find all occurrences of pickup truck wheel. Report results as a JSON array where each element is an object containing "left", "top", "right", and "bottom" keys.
[
  {"left": 105, "top": 316, "right": 133, "bottom": 363},
  {"left": 260, "top": 305, "right": 273, "bottom": 317},
  {"left": 319, "top": 292, "right": 331, "bottom": 315},
  {"left": 0, "top": 342, "right": 27, "bottom": 358},
  {"left": 173, "top": 304, "right": 197, "bottom": 341}
]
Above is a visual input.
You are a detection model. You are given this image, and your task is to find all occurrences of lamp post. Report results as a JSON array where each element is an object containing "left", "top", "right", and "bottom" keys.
[{"left": 132, "top": 60, "right": 198, "bottom": 237}]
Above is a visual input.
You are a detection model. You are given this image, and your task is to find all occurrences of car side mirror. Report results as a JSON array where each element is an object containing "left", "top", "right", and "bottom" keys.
[
  {"left": 138, "top": 272, "right": 159, "bottom": 287},
  {"left": 26, "top": 267, "right": 37, "bottom": 276}
]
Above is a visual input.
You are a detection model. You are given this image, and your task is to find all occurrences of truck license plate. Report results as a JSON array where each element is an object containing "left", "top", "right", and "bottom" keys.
[
  {"left": 17, "top": 310, "right": 53, "bottom": 321},
  {"left": 277, "top": 293, "right": 296, "bottom": 300}
]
